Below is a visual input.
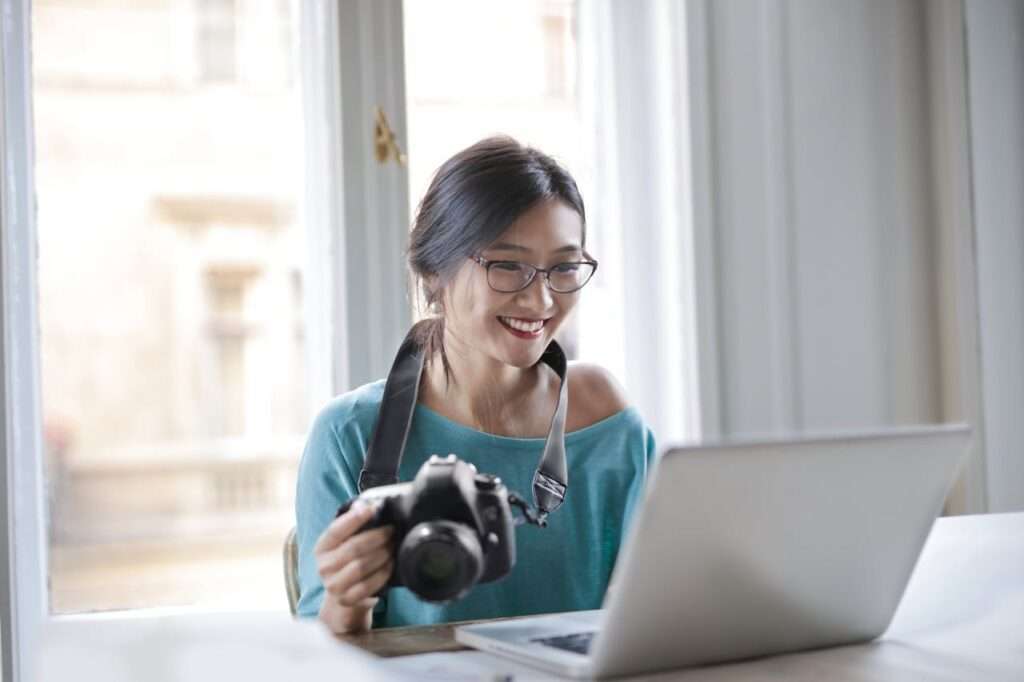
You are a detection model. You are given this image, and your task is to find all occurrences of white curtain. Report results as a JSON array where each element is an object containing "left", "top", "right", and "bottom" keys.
[{"left": 577, "top": 0, "right": 703, "bottom": 446}]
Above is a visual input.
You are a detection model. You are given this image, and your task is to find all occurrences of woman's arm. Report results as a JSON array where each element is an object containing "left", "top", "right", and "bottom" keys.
[{"left": 295, "top": 392, "right": 394, "bottom": 632}]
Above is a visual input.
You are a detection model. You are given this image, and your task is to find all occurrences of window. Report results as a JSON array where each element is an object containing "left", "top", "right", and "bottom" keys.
[
  {"left": 541, "top": 3, "right": 575, "bottom": 99},
  {"left": 33, "top": 0, "right": 306, "bottom": 613},
  {"left": 205, "top": 268, "right": 258, "bottom": 437},
  {"left": 22, "top": 0, "right": 696, "bottom": 624}
]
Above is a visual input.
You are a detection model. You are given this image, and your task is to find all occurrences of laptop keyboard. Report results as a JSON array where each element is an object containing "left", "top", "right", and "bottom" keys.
[{"left": 530, "top": 631, "right": 596, "bottom": 655}]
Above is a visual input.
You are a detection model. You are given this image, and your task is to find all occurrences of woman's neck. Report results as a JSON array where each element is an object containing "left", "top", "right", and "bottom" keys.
[{"left": 421, "top": 327, "right": 544, "bottom": 434}]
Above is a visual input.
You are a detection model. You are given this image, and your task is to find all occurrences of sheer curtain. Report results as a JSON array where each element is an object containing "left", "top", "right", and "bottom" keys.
[{"left": 576, "top": 0, "right": 704, "bottom": 445}]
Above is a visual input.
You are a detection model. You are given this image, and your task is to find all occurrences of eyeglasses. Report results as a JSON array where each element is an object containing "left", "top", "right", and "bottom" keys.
[{"left": 472, "top": 255, "right": 598, "bottom": 294}]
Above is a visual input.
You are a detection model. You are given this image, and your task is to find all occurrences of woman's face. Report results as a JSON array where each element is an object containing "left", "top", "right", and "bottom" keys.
[{"left": 441, "top": 199, "right": 586, "bottom": 370}]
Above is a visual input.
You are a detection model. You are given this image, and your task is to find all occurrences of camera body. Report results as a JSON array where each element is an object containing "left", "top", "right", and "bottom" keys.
[{"left": 337, "top": 454, "right": 516, "bottom": 602}]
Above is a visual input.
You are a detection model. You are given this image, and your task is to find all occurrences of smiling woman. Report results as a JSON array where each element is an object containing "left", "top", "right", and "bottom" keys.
[
  {"left": 411, "top": 143, "right": 599, "bottom": 435},
  {"left": 294, "top": 136, "right": 656, "bottom": 634}
]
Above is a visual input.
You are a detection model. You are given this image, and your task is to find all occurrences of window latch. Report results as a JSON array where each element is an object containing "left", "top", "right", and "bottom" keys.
[{"left": 373, "top": 106, "right": 407, "bottom": 167}]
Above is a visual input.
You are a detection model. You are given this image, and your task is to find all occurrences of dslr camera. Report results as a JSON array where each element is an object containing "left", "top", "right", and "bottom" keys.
[{"left": 337, "top": 454, "right": 516, "bottom": 603}]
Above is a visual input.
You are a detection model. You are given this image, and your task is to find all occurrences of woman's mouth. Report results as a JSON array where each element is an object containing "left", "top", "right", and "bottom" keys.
[{"left": 497, "top": 316, "right": 547, "bottom": 339}]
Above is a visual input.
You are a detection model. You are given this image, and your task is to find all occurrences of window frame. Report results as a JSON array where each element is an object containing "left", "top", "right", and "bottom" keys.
[
  {"left": 2, "top": 1, "right": 48, "bottom": 680},
  {"left": 2, "top": 1, "right": 412, "bottom": 676},
  {"left": 298, "top": 0, "right": 411, "bottom": 405}
]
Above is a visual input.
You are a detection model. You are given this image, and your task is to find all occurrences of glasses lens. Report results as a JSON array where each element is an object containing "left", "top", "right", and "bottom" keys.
[
  {"left": 487, "top": 262, "right": 533, "bottom": 292},
  {"left": 548, "top": 262, "right": 596, "bottom": 292}
]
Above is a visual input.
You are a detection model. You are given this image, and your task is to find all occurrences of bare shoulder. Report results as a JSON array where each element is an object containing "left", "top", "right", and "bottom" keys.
[{"left": 565, "top": 362, "right": 630, "bottom": 432}]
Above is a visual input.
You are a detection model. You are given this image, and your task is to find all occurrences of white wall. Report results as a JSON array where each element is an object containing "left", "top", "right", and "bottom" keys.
[{"left": 965, "top": 0, "right": 1024, "bottom": 513}]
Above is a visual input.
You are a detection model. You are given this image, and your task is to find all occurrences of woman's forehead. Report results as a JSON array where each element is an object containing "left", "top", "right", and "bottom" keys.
[{"left": 487, "top": 200, "right": 584, "bottom": 254}]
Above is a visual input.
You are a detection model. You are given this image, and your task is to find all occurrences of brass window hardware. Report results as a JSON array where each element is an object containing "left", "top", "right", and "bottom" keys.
[{"left": 373, "top": 106, "right": 407, "bottom": 167}]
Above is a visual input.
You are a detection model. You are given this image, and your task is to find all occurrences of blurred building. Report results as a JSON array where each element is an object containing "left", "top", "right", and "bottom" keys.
[{"left": 34, "top": 0, "right": 306, "bottom": 612}]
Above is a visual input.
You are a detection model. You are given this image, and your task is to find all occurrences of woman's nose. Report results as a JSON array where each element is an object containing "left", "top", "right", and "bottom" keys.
[{"left": 518, "top": 272, "right": 554, "bottom": 310}]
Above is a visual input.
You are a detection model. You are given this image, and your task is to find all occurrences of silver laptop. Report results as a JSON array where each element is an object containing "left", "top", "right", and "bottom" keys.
[{"left": 455, "top": 424, "right": 970, "bottom": 678}]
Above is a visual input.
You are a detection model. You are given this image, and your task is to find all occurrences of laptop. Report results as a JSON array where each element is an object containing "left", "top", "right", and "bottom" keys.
[{"left": 455, "top": 424, "right": 970, "bottom": 678}]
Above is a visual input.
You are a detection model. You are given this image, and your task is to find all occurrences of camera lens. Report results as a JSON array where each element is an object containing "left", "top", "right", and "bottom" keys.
[
  {"left": 417, "top": 544, "right": 458, "bottom": 582},
  {"left": 397, "top": 521, "right": 483, "bottom": 602}
]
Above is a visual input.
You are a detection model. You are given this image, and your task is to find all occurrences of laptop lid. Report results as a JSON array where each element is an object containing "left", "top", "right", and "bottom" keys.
[{"left": 589, "top": 424, "right": 970, "bottom": 678}]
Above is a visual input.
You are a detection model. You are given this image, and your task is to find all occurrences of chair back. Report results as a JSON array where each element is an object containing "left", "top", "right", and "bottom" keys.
[{"left": 283, "top": 526, "right": 300, "bottom": 616}]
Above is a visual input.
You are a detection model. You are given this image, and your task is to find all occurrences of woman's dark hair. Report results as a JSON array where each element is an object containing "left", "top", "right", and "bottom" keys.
[{"left": 408, "top": 136, "right": 586, "bottom": 382}]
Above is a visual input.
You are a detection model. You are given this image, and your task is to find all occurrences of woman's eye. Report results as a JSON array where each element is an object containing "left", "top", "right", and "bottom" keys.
[
  {"left": 493, "top": 262, "right": 526, "bottom": 272},
  {"left": 552, "top": 263, "right": 580, "bottom": 273}
]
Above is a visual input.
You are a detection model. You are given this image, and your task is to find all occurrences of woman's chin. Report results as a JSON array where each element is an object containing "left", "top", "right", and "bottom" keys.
[
  {"left": 500, "top": 346, "right": 549, "bottom": 369},
  {"left": 488, "top": 327, "right": 555, "bottom": 368}
]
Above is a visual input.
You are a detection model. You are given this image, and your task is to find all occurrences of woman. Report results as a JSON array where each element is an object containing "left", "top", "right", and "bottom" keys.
[{"left": 295, "top": 136, "right": 655, "bottom": 634}]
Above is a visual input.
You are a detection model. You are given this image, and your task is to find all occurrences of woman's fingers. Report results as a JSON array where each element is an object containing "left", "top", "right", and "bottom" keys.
[
  {"left": 314, "top": 502, "right": 376, "bottom": 554},
  {"left": 342, "top": 558, "right": 395, "bottom": 605},
  {"left": 317, "top": 525, "right": 394, "bottom": 580},
  {"left": 313, "top": 500, "right": 400, "bottom": 610},
  {"left": 323, "top": 545, "right": 393, "bottom": 601}
]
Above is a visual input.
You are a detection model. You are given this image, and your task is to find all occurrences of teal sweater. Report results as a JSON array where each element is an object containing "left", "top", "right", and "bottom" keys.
[{"left": 295, "top": 379, "right": 656, "bottom": 627}]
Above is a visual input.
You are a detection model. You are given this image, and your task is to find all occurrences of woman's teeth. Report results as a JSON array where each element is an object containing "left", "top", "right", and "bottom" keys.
[{"left": 499, "top": 316, "right": 545, "bottom": 333}]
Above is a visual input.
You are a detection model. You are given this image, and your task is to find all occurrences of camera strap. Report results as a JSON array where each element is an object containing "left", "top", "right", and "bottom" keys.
[{"left": 358, "top": 322, "right": 569, "bottom": 521}]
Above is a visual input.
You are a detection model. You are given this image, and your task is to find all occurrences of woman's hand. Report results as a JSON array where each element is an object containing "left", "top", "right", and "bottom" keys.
[{"left": 315, "top": 501, "right": 395, "bottom": 634}]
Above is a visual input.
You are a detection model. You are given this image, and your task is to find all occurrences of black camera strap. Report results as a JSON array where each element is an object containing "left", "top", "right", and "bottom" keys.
[
  {"left": 357, "top": 329, "right": 426, "bottom": 492},
  {"left": 358, "top": 323, "right": 569, "bottom": 522}
]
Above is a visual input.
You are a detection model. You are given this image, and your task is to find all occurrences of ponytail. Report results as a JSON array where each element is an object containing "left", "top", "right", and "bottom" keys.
[{"left": 411, "top": 317, "right": 454, "bottom": 387}]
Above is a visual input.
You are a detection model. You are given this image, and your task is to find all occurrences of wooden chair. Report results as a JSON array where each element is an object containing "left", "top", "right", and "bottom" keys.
[{"left": 283, "top": 526, "right": 300, "bottom": 616}]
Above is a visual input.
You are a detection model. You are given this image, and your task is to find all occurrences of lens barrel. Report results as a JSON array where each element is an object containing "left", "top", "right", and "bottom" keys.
[{"left": 397, "top": 521, "right": 484, "bottom": 602}]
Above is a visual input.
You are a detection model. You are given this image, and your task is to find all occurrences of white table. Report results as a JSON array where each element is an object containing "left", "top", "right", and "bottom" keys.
[{"left": 38, "top": 512, "right": 1024, "bottom": 681}]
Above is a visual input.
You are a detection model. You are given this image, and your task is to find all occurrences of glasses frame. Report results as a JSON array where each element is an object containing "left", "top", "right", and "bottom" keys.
[{"left": 472, "top": 255, "right": 599, "bottom": 294}]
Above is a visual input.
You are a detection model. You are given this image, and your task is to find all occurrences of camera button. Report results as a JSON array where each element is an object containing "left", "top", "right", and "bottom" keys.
[{"left": 474, "top": 473, "right": 499, "bottom": 490}]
